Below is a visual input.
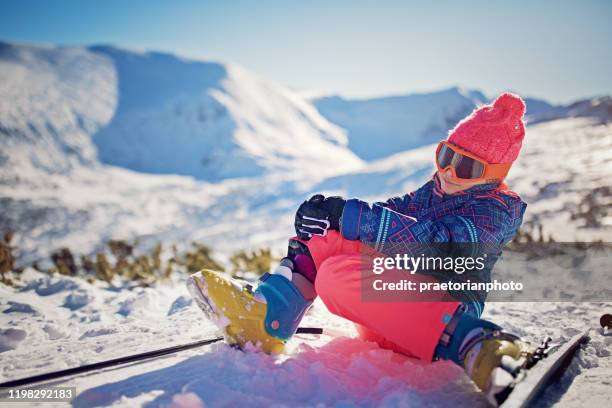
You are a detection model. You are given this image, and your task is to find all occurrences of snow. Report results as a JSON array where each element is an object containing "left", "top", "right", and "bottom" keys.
[
  {"left": 528, "top": 96, "right": 612, "bottom": 124},
  {"left": 6, "top": 117, "right": 608, "bottom": 268},
  {"left": 0, "top": 269, "right": 219, "bottom": 379},
  {"left": 73, "top": 339, "right": 478, "bottom": 407},
  {"left": 313, "top": 88, "right": 487, "bottom": 160},
  {"left": 1, "top": 267, "right": 487, "bottom": 407},
  {"left": 0, "top": 41, "right": 362, "bottom": 184},
  {"left": 312, "top": 91, "right": 606, "bottom": 159},
  {"left": 0, "top": 269, "right": 609, "bottom": 407},
  {"left": 506, "top": 118, "right": 612, "bottom": 241},
  {"left": 0, "top": 328, "right": 27, "bottom": 352},
  {"left": 0, "top": 40, "right": 611, "bottom": 406}
]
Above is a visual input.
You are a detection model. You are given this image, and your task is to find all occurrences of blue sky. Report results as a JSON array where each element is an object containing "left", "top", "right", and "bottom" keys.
[{"left": 1, "top": 0, "right": 611, "bottom": 103}]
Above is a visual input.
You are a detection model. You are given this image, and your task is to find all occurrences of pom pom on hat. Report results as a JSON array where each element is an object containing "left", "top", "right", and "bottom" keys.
[
  {"left": 447, "top": 92, "right": 526, "bottom": 164},
  {"left": 493, "top": 92, "right": 526, "bottom": 118}
]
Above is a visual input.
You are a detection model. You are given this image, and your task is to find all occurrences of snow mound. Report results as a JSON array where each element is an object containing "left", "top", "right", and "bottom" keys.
[
  {"left": 0, "top": 328, "right": 27, "bottom": 352},
  {"left": 63, "top": 290, "right": 93, "bottom": 310},
  {"left": 42, "top": 324, "right": 68, "bottom": 340},
  {"left": 116, "top": 289, "right": 163, "bottom": 317},
  {"left": 73, "top": 338, "right": 485, "bottom": 408},
  {"left": 3, "top": 301, "right": 39, "bottom": 315},
  {"left": 0, "top": 269, "right": 219, "bottom": 381},
  {"left": 168, "top": 296, "right": 193, "bottom": 316},
  {"left": 21, "top": 275, "right": 80, "bottom": 296}
]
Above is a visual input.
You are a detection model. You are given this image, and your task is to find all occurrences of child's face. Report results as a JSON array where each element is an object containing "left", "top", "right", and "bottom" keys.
[{"left": 437, "top": 168, "right": 487, "bottom": 194}]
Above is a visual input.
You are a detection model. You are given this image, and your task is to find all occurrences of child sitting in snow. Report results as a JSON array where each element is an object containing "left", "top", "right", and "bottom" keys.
[{"left": 189, "top": 93, "right": 532, "bottom": 405}]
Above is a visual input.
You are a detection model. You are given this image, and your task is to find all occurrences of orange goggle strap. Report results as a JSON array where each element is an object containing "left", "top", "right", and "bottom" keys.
[{"left": 436, "top": 141, "right": 511, "bottom": 181}]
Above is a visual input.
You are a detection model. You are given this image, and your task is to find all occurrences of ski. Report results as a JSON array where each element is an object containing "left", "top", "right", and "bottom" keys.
[
  {"left": 499, "top": 331, "right": 590, "bottom": 408},
  {"left": 0, "top": 336, "right": 223, "bottom": 389},
  {"left": 0, "top": 326, "right": 324, "bottom": 390}
]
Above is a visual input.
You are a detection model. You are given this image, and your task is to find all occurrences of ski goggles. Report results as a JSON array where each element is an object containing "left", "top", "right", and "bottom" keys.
[{"left": 435, "top": 141, "right": 511, "bottom": 182}]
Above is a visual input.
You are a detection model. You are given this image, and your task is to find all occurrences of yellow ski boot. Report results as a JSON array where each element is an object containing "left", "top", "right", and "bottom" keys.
[
  {"left": 436, "top": 306, "right": 535, "bottom": 405},
  {"left": 461, "top": 330, "right": 534, "bottom": 405},
  {"left": 187, "top": 268, "right": 312, "bottom": 354}
]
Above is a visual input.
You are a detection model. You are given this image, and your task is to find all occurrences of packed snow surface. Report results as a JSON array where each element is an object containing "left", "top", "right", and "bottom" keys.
[{"left": 0, "top": 269, "right": 610, "bottom": 407}]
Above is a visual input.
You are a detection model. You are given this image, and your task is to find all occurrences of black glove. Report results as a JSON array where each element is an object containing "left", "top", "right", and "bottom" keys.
[{"left": 294, "top": 194, "right": 346, "bottom": 240}]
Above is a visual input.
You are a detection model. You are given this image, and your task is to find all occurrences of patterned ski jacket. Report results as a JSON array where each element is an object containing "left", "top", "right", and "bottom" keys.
[{"left": 340, "top": 173, "right": 527, "bottom": 314}]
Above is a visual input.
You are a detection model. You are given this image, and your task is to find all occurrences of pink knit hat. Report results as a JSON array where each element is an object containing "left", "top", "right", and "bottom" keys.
[{"left": 447, "top": 93, "right": 526, "bottom": 164}]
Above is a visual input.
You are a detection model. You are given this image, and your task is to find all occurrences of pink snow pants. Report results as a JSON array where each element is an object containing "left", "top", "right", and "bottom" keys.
[{"left": 304, "top": 231, "right": 459, "bottom": 362}]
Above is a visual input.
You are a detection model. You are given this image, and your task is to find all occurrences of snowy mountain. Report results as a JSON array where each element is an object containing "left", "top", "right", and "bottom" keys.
[
  {"left": 564, "top": 96, "right": 612, "bottom": 121},
  {"left": 89, "top": 46, "right": 362, "bottom": 181},
  {"left": 313, "top": 88, "right": 488, "bottom": 160},
  {"left": 0, "top": 42, "right": 362, "bottom": 183},
  {"left": 528, "top": 95, "right": 612, "bottom": 124},
  {"left": 312, "top": 90, "right": 608, "bottom": 160},
  {"left": 0, "top": 41, "right": 116, "bottom": 178}
]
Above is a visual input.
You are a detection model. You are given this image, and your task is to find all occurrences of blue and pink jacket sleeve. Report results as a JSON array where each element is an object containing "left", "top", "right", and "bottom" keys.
[{"left": 340, "top": 192, "right": 525, "bottom": 251}]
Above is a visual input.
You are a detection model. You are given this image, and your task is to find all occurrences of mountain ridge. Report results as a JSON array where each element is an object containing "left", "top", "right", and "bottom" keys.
[
  {"left": 0, "top": 42, "right": 362, "bottom": 183},
  {"left": 312, "top": 90, "right": 611, "bottom": 160}
]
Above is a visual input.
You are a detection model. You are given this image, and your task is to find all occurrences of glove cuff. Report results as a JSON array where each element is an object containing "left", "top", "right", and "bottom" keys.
[{"left": 322, "top": 197, "right": 346, "bottom": 230}]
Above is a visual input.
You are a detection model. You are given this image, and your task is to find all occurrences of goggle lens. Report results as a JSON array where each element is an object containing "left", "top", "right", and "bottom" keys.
[
  {"left": 437, "top": 143, "right": 485, "bottom": 179},
  {"left": 437, "top": 144, "right": 454, "bottom": 168},
  {"left": 455, "top": 155, "right": 484, "bottom": 179}
]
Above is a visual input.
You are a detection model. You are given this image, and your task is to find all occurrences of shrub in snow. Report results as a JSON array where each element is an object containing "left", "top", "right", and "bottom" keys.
[
  {"left": 230, "top": 248, "right": 276, "bottom": 278},
  {"left": 0, "top": 230, "right": 16, "bottom": 285}
]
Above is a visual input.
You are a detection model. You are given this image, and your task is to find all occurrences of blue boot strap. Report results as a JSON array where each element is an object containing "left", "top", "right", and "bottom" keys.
[
  {"left": 435, "top": 305, "right": 501, "bottom": 365},
  {"left": 256, "top": 274, "right": 312, "bottom": 341}
]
